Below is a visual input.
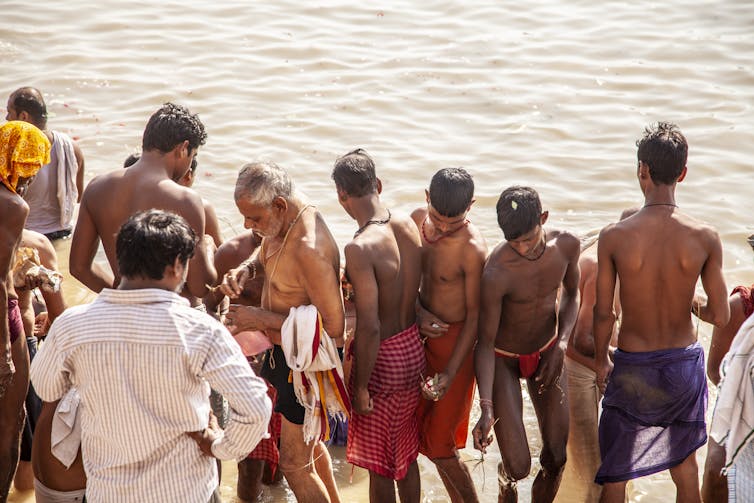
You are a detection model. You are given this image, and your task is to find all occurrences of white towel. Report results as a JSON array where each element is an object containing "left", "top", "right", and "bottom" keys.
[
  {"left": 50, "top": 387, "right": 82, "bottom": 469},
  {"left": 281, "top": 305, "right": 348, "bottom": 444},
  {"left": 710, "top": 314, "right": 754, "bottom": 472},
  {"left": 51, "top": 131, "right": 79, "bottom": 229}
]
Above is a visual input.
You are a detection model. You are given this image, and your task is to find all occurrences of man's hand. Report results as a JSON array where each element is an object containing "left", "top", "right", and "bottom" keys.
[
  {"left": 34, "top": 312, "right": 50, "bottom": 337},
  {"left": 225, "top": 304, "right": 269, "bottom": 334},
  {"left": 420, "top": 372, "right": 451, "bottom": 401},
  {"left": 353, "top": 386, "right": 373, "bottom": 415},
  {"left": 186, "top": 412, "right": 222, "bottom": 457},
  {"left": 0, "top": 346, "right": 16, "bottom": 397},
  {"left": 218, "top": 265, "right": 250, "bottom": 299},
  {"left": 535, "top": 343, "right": 565, "bottom": 391},
  {"left": 596, "top": 357, "right": 614, "bottom": 394},
  {"left": 472, "top": 407, "right": 495, "bottom": 453},
  {"left": 416, "top": 305, "right": 449, "bottom": 339}
]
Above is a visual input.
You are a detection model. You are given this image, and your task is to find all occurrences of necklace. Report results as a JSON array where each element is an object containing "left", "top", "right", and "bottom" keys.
[
  {"left": 263, "top": 204, "right": 313, "bottom": 261},
  {"left": 353, "top": 209, "right": 391, "bottom": 238},
  {"left": 643, "top": 203, "right": 678, "bottom": 208},
  {"left": 512, "top": 230, "right": 547, "bottom": 262},
  {"left": 421, "top": 217, "right": 470, "bottom": 244}
]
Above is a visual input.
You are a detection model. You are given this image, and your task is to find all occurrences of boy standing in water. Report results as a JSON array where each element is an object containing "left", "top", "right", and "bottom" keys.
[
  {"left": 593, "top": 122, "right": 729, "bottom": 502},
  {"left": 472, "top": 186, "right": 580, "bottom": 503},
  {"left": 411, "top": 168, "right": 487, "bottom": 503}
]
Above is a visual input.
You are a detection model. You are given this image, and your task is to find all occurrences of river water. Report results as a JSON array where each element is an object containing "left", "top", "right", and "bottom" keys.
[{"left": 3, "top": 1, "right": 753, "bottom": 501}]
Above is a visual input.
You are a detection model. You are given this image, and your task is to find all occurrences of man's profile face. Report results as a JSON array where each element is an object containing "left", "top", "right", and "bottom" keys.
[
  {"left": 508, "top": 224, "right": 544, "bottom": 259},
  {"left": 15, "top": 175, "right": 36, "bottom": 196},
  {"left": 236, "top": 196, "right": 285, "bottom": 238},
  {"left": 427, "top": 203, "right": 468, "bottom": 236},
  {"left": 172, "top": 147, "right": 197, "bottom": 183},
  {"left": 5, "top": 98, "right": 18, "bottom": 121}
]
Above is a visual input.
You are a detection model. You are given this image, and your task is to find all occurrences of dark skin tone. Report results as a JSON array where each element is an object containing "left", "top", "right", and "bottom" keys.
[
  {"left": 410, "top": 195, "right": 487, "bottom": 503},
  {"left": 593, "top": 162, "right": 730, "bottom": 503},
  {"left": 338, "top": 184, "right": 422, "bottom": 503},
  {"left": 473, "top": 213, "right": 580, "bottom": 503},
  {"left": 70, "top": 144, "right": 217, "bottom": 296}
]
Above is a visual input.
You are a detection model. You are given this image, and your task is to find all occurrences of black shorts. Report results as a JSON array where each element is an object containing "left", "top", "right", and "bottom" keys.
[
  {"left": 260, "top": 345, "right": 305, "bottom": 425},
  {"left": 21, "top": 337, "right": 42, "bottom": 462}
]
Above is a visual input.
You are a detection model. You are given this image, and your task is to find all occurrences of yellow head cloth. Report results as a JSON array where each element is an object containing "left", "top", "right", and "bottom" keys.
[{"left": 0, "top": 121, "right": 51, "bottom": 193}]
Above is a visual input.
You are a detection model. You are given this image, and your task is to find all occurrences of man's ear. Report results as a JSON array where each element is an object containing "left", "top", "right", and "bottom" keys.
[
  {"left": 677, "top": 165, "right": 688, "bottom": 183},
  {"left": 467, "top": 198, "right": 476, "bottom": 211},
  {"left": 425, "top": 189, "right": 430, "bottom": 204},
  {"left": 337, "top": 189, "right": 348, "bottom": 202},
  {"left": 540, "top": 210, "right": 549, "bottom": 225},
  {"left": 271, "top": 195, "right": 288, "bottom": 213},
  {"left": 376, "top": 178, "right": 383, "bottom": 195},
  {"left": 638, "top": 160, "right": 651, "bottom": 180},
  {"left": 18, "top": 110, "right": 31, "bottom": 122}
]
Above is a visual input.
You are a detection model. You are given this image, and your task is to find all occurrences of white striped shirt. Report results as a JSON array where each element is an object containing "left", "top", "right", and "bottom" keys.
[{"left": 30, "top": 288, "right": 272, "bottom": 503}]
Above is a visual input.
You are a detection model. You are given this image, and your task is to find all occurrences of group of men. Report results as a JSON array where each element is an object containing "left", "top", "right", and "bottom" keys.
[{"left": 0, "top": 88, "right": 744, "bottom": 503}]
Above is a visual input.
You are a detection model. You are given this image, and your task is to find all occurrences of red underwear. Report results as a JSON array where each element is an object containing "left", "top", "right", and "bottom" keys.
[
  {"left": 8, "top": 299, "right": 23, "bottom": 345},
  {"left": 495, "top": 334, "right": 559, "bottom": 378}
]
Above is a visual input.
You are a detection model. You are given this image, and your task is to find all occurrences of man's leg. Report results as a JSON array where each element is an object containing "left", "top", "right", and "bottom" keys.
[
  {"left": 527, "top": 364, "right": 568, "bottom": 503},
  {"left": 599, "top": 481, "right": 627, "bottom": 503},
  {"left": 237, "top": 458, "right": 264, "bottom": 502},
  {"left": 432, "top": 456, "right": 478, "bottom": 503},
  {"left": 701, "top": 437, "right": 727, "bottom": 503},
  {"left": 669, "top": 452, "right": 702, "bottom": 503},
  {"left": 313, "top": 440, "right": 341, "bottom": 503},
  {"left": 395, "top": 460, "right": 420, "bottom": 503},
  {"left": 492, "top": 359, "right": 532, "bottom": 503},
  {"left": 0, "top": 335, "right": 30, "bottom": 500},
  {"left": 369, "top": 471, "right": 397, "bottom": 503},
  {"left": 278, "top": 417, "right": 331, "bottom": 503}
]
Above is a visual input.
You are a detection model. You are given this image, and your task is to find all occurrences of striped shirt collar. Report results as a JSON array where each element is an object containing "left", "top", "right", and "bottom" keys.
[{"left": 97, "top": 287, "right": 190, "bottom": 306}]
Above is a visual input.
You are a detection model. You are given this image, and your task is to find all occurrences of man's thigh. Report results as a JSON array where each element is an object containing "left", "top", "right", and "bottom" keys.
[
  {"left": 492, "top": 358, "right": 530, "bottom": 472},
  {"left": 279, "top": 416, "right": 316, "bottom": 468},
  {"left": 527, "top": 362, "right": 569, "bottom": 455},
  {"left": 0, "top": 335, "right": 29, "bottom": 429}
]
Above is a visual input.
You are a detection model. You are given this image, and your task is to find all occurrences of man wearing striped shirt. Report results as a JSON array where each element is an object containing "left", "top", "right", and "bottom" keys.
[{"left": 30, "top": 210, "right": 272, "bottom": 503}]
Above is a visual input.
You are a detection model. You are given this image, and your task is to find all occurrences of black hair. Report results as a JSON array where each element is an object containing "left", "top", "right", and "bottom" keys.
[
  {"left": 428, "top": 167, "right": 474, "bottom": 217},
  {"left": 636, "top": 122, "right": 688, "bottom": 185},
  {"left": 11, "top": 87, "right": 47, "bottom": 129},
  {"left": 496, "top": 186, "right": 542, "bottom": 240},
  {"left": 331, "top": 148, "right": 378, "bottom": 197},
  {"left": 141, "top": 103, "right": 207, "bottom": 154},
  {"left": 123, "top": 153, "right": 140, "bottom": 168},
  {"left": 116, "top": 209, "right": 196, "bottom": 280}
]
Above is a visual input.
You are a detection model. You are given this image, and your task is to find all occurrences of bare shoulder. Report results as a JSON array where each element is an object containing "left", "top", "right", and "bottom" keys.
[
  {"left": 0, "top": 192, "right": 29, "bottom": 228},
  {"left": 462, "top": 221, "right": 488, "bottom": 259},
  {"left": 410, "top": 207, "right": 427, "bottom": 229},
  {"left": 550, "top": 229, "right": 580, "bottom": 258},
  {"left": 679, "top": 213, "right": 721, "bottom": 246},
  {"left": 81, "top": 170, "right": 124, "bottom": 202},
  {"left": 392, "top": 211, "right": 422, "bottom": 245}
]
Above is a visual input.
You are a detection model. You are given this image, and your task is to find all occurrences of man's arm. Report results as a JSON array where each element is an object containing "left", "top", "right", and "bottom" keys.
[
  {"left": 698, "top": 230, "right": 730, "bottom": 328},
  {"left": 69, "top": 195, "right": 114, "bottom": 292},
  {"left": 203, "top": 200, "right": 223, "bottom": 248},
  {"left": 193, "top": 325, "right": 272, "bottom": 460},
  {"left": 537, "top": 234, "right": 581, "bottom": 385},
  {"left": 593, "top": 226, "right": 618, "bottom": 392},
  {"left": 73, "top": 141, "right": 85, "bottom": 202},
  {"left": 34, "top": 232, "right": 67, "bottom": 332},
  {"left": 180, "top": 195, "right": 218, "bottom": 298},
  {"left": 707, "top": 293, "right": 746, "bottom": 384},
  {"left": 436, "top": 241, "right": 486, "bottom": 397},
  {"left": 29, "top": 321, "right": 69, "bottom": 402},
  {"left": 0, "top": 196, "right": 28, "bottom": 390},
  {"left": 345, "top": 242, "right": 379, "bottom": 415},
  {"left": 471, "top": 262, "right": 503, "bottom": 452},
  {"left": 300, "top": 246, "right": 345, "bottom": 342}
]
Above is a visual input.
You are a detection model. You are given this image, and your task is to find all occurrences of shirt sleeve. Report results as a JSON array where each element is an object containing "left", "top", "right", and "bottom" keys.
[
  {"left": 29, "top": 321, "right": 71, "bottom": 402},
  {"left": 201, "top": 325, "right": 272, "bottom": 461}
]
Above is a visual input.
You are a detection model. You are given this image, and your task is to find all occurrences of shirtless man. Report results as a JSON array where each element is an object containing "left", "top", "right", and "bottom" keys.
[
  {"left": 472, "top": 186, "right": 580, "bottom": 503},
  {"left": 70, "top": 102, "right": 216, "bottom": 295},
  {"left": 220, "top": 162, "right": 344, "bottom": 503},
  {"left": 593, "top": 122, "right": 730, "bottom": 503},
  {"left": 332, "top": 149, "right": 424, "bottom": 503},
  {"left": 411, "top": 167, "right": 486, "bottom": 503},
  {"left": 0, "top": 121, "right": 50, "bottom": 501}
]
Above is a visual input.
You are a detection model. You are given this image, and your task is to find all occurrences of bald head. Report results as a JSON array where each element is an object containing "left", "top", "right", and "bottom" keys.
[
  {"left": 9, "top": 87, "right": 47, "bottom": 129},
  {"left": 234, "top": 161, "right": 293, "bottom": 206}
]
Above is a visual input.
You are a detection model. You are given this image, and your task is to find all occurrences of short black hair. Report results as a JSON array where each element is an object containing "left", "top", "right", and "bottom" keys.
[
  {"left": 142, "top": 103, "right": 207, "bottom": 154},
  {"left": 429, "top": 167, "right": 474, "bottom": 217},
  {"left": 496, "top": 186, "right": 542, "bottom": 240},
  {"left": 10, "top": 87, "right": 47, "bottom": 129},
  {"left": 116, "top": 209, "right": 196, "bottom": 280},
  {"left": 123, "top": 153, "right": 140, "bottom": 168},
  {"left": 331, "top": 149, "right": 378, "bottom": 197},
  {"left": 636, "top": 122, "right": 688, "bottom": 185}
]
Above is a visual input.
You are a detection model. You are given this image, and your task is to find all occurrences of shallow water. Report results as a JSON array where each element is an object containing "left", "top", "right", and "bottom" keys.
[{"left": 3, "top": 1, "right": 753, "bottom": 501}]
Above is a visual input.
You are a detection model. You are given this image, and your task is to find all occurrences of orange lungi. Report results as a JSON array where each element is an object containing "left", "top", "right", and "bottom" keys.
[{"left": 417, "top": 321, "right": 476, "bottom": 459}]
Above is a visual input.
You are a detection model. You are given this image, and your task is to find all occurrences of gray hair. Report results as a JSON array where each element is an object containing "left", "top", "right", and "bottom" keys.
[{"left": 235, "top": 161, "right": 293, "bottom": 206}]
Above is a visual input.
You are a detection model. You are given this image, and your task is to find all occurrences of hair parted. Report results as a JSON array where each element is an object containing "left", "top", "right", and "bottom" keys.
[
  {"left": 331, "top": 148, "right": 379, "bottom": 197},
  {"left": 429, "top": 167, "right": 474, "bottom": 217},
  {"left": 11, "top": 87, "right": 47, "bottom": 128},
  {"left": 141, "top": 102, "right": 207, "bottom": 154},
  {"left": 235, "top": 161, "right": 293, "bottom": 206},
  {"left": 116, "top": 209, "right": 196, "bottom": 280},
  {"left": 496, "top": 186, "right": 542, "bottom": 240},
  {"left": 636, "top": 122, "right": 688, "bottom": 185}
]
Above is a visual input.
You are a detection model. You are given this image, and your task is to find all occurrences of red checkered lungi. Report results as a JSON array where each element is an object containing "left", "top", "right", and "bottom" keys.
[
  {"left": 346, "top": 324, "right": 426, "bottom": 480},
  {"left": 247, "top": 381, "right": 281, "bottom": 476}
]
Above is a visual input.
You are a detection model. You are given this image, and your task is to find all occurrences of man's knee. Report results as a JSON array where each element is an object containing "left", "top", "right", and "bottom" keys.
[
  {"left": 501, "top": 457, "right": 531, "bottom": 482},
  {"left": 540, "top": 445, "right": 567, "bottom": 474}
]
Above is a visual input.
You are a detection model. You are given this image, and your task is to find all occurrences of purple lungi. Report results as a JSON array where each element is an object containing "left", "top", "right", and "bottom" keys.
[{"left": 595, "top": 342, "right": 707, "bottom": 484}]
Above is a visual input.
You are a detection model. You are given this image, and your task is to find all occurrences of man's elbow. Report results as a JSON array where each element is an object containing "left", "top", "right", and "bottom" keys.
[{"left": 709, "top": 306, "right": 731, "bottom": 328}]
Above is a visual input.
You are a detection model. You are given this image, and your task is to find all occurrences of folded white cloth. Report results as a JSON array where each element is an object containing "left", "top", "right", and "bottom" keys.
[
  {"left": 51, "top": 131, "right": 79, "bottom": 229},
  {"left": 711, "top": 314, "right": 754, "bottom": 472},
  {"left": 51, "top": 387, "right": 82, "bottom": 469},
  {"left": 281, "top": 305, "right": 349, "bottom": 443}
]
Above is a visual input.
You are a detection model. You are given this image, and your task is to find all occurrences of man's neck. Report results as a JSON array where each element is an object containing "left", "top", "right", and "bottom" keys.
[
  {"left": 643, "top": 184, "right": 677, "bottom": 207},
  {"left": 118, "top": 277, "right": 179, "bottom": 292},
  {"left": 275, "top": 195, "right": 308, "bottom": 239},
  {"left": 138, "top": 150, "right": 174, "bottom": 179},
  {"left": 350, "top": 194, "right": 386, "bottom": 228}
]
